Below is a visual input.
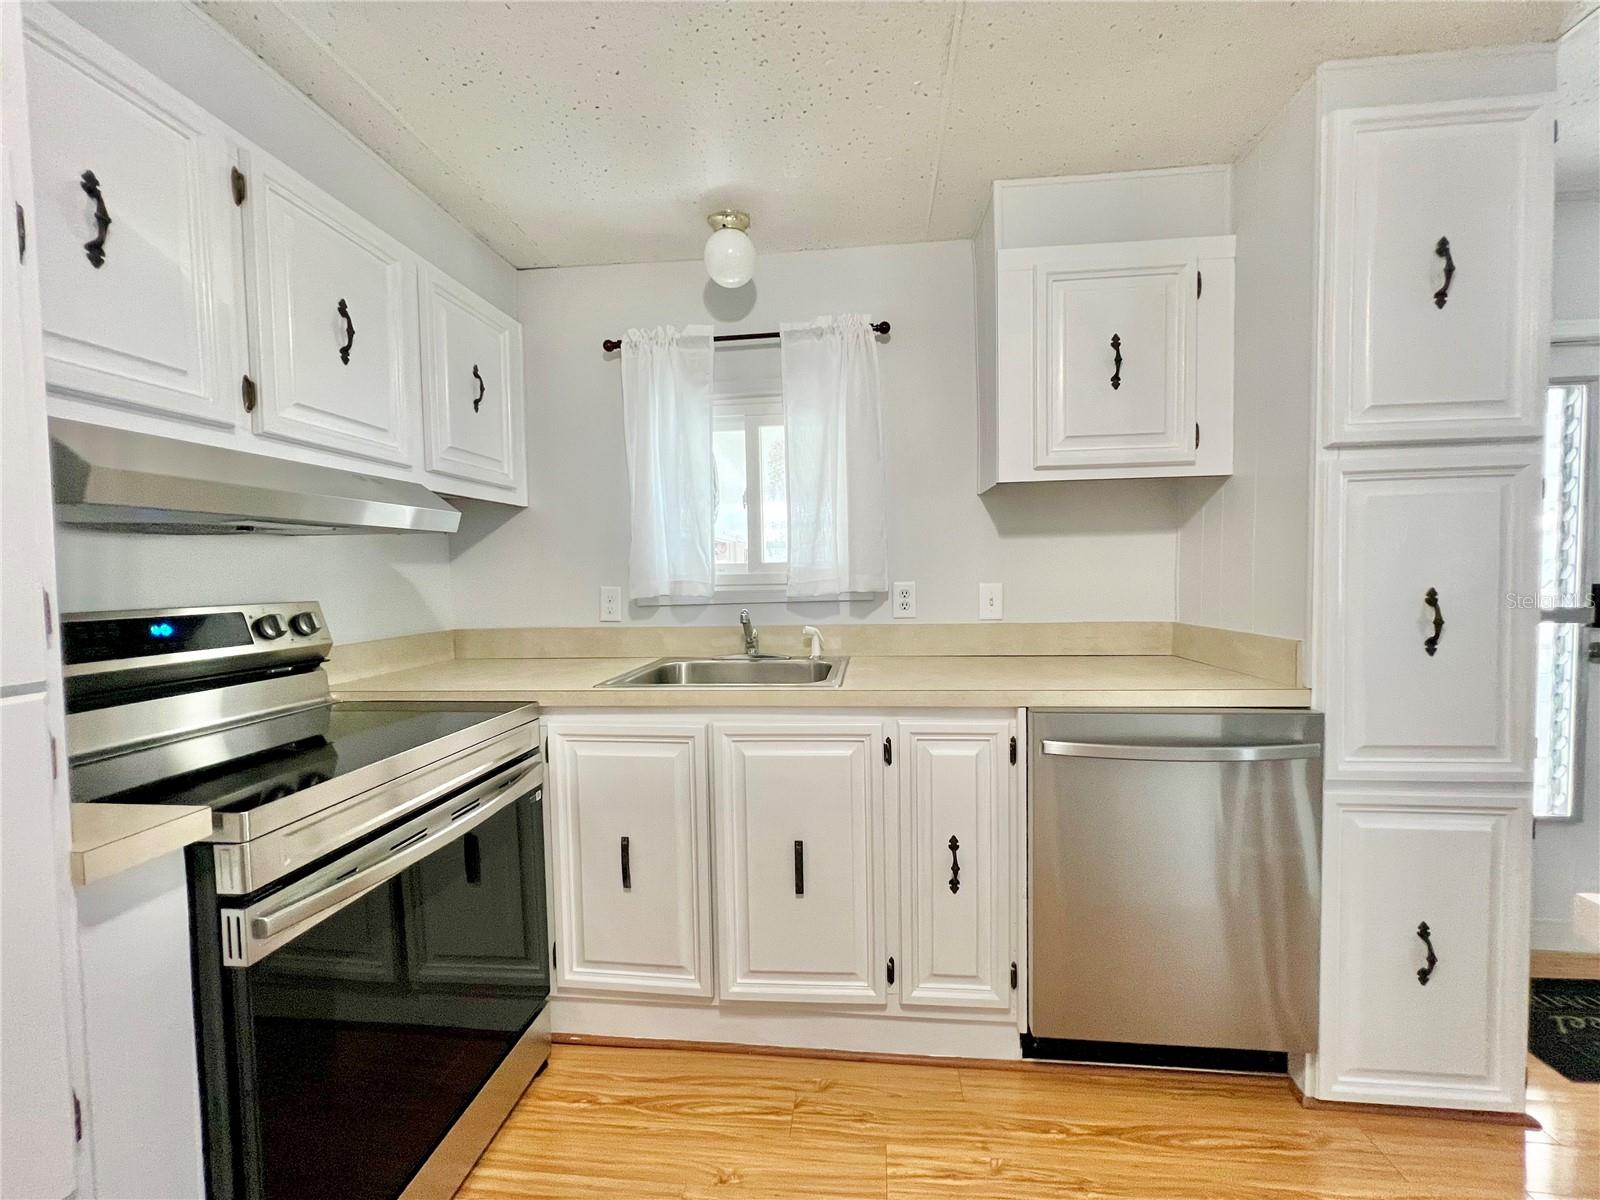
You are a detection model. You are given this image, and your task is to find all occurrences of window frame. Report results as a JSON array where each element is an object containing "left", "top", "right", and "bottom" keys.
[{"left": 711, "top": 390, "right": 787, "bottom": 600}]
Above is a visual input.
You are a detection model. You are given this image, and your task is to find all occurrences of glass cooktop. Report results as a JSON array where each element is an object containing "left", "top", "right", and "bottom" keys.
[{"left": 71, "top": 701, "right": 529, "bottom": 811}]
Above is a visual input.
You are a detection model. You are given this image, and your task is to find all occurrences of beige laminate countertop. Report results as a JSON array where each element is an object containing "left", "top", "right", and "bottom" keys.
[
  {"left": 333, "top": 654, "right": 1311, "bottom": 708},
  {"left": 71, "top": 802, "right": 212, "bottom": 887}
]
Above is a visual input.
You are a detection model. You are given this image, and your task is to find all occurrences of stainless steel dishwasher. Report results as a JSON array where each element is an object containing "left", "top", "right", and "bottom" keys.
[{"left": 1028, "top": 710, "right": 1323, "bottom": 1070}]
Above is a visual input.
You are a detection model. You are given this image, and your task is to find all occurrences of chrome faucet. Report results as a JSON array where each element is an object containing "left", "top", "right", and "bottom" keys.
[{"left": 739, "top": 609, "right": 759, "bottom": 657}]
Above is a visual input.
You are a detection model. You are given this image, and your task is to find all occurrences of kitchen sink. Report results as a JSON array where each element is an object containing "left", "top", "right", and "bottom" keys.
[{"left": 596, "top": 656, "right": 849, "bottom": 688}]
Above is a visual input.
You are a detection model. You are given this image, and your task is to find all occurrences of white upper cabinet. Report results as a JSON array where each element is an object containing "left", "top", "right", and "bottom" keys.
[
  {"left": 1321, "top": 801, "right": 1527, "bottom": 1111},
  {"left": 23, "top": 8, "right": 245, "bottom": 429},
  {"left": 1324, "top": 444, "right": 1539, "bottom": 785},
  {"left": 713, "top": 721, "right": 887, "bottom": 1005},
  {"left": 897, "top": 720, "right": 1014, "bottom": 1010},
  {"left": 1322, "top": 96, "right": 1554, "bottom": 446},
  {"left": 245, "top": 150, "right": 420, "bottom": 466},
  {"left": 978, "top": 169, "right": 1235, "bottom": 488},
  {"left": 547, "top": 723, "right": 713, "bottom": 998},
  {"left": 419, "top": 266, "right": 524, "bottom": 495}
]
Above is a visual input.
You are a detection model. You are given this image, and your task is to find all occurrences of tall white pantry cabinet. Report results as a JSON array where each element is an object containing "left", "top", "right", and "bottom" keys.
[{"left": 1298, "top": 49, "right": 1556, "bottom": 1112}]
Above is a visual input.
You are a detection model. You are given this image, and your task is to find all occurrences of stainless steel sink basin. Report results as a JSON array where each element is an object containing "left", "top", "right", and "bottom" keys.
[{"left": 596, "top": 656, "right": 849, "bottom": 688}]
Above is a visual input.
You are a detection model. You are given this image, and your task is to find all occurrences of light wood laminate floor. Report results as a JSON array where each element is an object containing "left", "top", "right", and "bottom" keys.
[{"left": 459, "top": 961, "right": 1600, "bottom": 1200}]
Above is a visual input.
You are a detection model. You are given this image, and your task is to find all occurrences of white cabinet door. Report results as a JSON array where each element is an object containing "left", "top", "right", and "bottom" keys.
[
  {"left": 1321, "top": 801, "right": 1527, "bottom": 1111},
  {"left": 897, "top": 720, "right": 1014, "bottom": 1010},
  {"left": 24, "top": 9, "right": 244, "bottom": 430},
  {"left": 419, "top": 266, "right": 524, "bottom": 494},
  {"left": 1031, "top": 239, "right": 1202, "bottom": 469},
  {"left": 1323, "top": 96, "right": 1554, "bottom": 446},
  {"left": 547, "top": 723, "right": 712, "bottom": 997},
  {"left": 1325, "top": 446, "right": 1538, "bottom": 784},
  {"left": 246, "top": 150, "right": 419, "bottom": 465},
  {"left": 713, "top": 721, "right": 886, "bottom": 1004}
]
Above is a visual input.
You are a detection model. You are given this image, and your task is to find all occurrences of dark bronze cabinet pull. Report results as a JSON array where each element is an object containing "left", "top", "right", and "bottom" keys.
[
  {"left": 947, "top": 835, "right": 961, "bottom": 895},
  {"left": 1423, "top": 587, "right": 1445, "bottom": 657},
  {"left": 337, "top": 298, "right": 355, "bottom": 364},
  {"left": 472, "top": 364, "right": 486, "bottom": 412},
  {"left": 620, "top": 836, "right": 631, "bottom": 890},
  {"left": 1433, "top": 237, "right": 1455, "bottom": 309},
  {"left": 80, "top": 170, "right": 110, "bottom": 269},
  {"left": 794, "top": 840, "right": 805, "bottom": 896},
  {"left": 1416, "top": 922, "right": 1438, "bottom": 985},
  {"left": 1110, "top": 333, "right": 1123, "bottom": 390}
]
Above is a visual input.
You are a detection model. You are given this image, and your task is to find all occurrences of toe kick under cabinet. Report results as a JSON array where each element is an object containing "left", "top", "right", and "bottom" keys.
[
  {"left": 543, "top": 713, "right": 1022, "bottom": 1050},
  {"left": 21, "top": 7, "right": 527, "bottom": 505}
]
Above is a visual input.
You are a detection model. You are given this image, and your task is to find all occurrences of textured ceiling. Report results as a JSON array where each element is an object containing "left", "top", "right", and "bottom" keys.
[
  {"left": 1557, "top": 10, "right": 1599, "bottom": 191},
  {"left": 195, "top": 1, "right": 1584, "bottom": 268}
]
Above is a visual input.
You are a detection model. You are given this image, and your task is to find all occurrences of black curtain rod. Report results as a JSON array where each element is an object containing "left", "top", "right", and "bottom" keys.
[{"left": 602, "top": 321, "right": 889, "bottom": 353}]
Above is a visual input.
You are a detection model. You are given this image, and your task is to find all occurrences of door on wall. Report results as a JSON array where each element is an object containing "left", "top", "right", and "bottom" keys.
[{"left": 1534, "top": 376, "right": 1599, "bottom": 839}]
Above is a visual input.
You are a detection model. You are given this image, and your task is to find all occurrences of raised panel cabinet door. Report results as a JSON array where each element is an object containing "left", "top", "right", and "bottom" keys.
[
  {"left": 548, "top": 725, "right": 712, "bottom": 997},
  {"left": 247, "top": 151, "right": 419, "bottom": 465},
  {"left": 24, "top": 9, "right": 244, "bottom": 429},
  {"left": 419, "top": 267, "right": 524, "bottom": 492},
  {"left": 897, "top": 721, "right": 1013, "bottom": 1010},
  {"left": 1321, "top": 802, "right": 1527, "bottom": 1111},
  {"left": 1024, "top": 237, "right": 1230, "bottom": 470},
  {"left": 714, "top": 722, "right": 886, "bottom": 1004},
  {"left": 1324, "top": 96, "right": 1554, "bottom": 445},
  {"left": 1325, "top": 446, "right": 1538, "bottom": 784}
]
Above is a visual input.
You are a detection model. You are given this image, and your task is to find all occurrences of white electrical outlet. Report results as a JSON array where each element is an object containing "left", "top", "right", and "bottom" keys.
[
  {"left": 892, "top": 581, "right": 916, "bottom": 619},
  {"left": 978, "top": 582, "right": 1003, "bottom": 621},
  {"left": 599, "top": 586, "right": 623, "bottom": 622}
]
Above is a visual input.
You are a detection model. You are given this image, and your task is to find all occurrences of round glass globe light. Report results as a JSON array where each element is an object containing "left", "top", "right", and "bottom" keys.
[{"left": 704, "top": 226, "right": 755, "bottom": 288}]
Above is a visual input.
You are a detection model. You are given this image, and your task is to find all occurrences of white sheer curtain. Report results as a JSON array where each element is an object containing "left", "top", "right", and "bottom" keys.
[
  {"left": 620, "top": 325, "right": 715, "bottom": 602},
  {"left": 779, "top": 314, "right": 888, "bottom": 600}
]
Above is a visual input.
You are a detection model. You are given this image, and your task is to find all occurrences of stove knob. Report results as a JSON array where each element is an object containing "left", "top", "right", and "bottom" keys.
[
  {"left": 289, "top": 611, "right": 321, "bottom": 637},
  {"left": 252, "top": 613, "right": 287, "bottom": 641}
]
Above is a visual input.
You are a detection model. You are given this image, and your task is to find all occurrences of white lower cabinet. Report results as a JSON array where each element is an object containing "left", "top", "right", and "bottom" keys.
[
  {"left": 713, "top": 720, "right": 888, "bottom": 1004},
  {"left": 897, "top": 720, "right": 1014, "bottom": 1010},
  {"left": 1320, "top": 798, "right": 1528, "bottom": 1110},
  {"left": 547, "top": 722, "right": 713, "bottom": 997},
  {"left": 546, "top": 711, "right": 1022, "bottom": 1038}
]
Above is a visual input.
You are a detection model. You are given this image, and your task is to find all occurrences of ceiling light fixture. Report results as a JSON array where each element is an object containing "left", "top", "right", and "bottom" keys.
[{"left": 703, "top": 210, "right": 755, "bottom": 288}]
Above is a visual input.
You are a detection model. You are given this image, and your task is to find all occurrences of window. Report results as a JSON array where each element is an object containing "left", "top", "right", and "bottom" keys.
[
  {"left": 713, "top": 393, "right": 787, "bottom": 595},
  {"left": 1533, "top": 381, "right": 1593, "bottom": 821}
]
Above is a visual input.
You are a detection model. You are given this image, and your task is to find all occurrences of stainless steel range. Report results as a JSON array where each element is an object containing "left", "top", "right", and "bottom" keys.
[{"left": 64, "top": 603, "right": 548, "bottom": 1200}]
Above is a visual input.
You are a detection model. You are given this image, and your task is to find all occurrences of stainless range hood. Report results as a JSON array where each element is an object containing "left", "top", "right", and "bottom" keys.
[{"left": 49, "top": 419, "right": 460, "bottom": 535}]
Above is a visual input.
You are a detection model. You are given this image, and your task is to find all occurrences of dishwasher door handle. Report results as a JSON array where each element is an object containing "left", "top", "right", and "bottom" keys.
[{"left": 1039, "top": 740, "right": 1322, "bottom": 763}]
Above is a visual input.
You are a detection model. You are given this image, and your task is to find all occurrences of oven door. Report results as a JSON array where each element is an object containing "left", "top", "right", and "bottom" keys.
[{"left": 211, "top": 759, "right": 547, "bottom": 1200}]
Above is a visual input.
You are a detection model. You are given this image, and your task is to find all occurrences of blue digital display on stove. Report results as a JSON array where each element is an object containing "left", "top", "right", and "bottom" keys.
[
  {"left": 63, "top": 613, "right": 253, "bottom": 664},
  {"left": 148, "top": 622, "right": 175, "bottom": 638}
]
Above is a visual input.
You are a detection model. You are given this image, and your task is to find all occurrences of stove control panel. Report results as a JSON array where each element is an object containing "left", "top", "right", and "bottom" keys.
[{"left": 63, "top": 602, "right": 332, "bottom": 670}]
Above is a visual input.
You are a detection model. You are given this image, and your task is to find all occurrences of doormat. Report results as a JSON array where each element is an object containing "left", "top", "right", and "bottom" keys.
[{"left": 1529, "top": 978, "right": 1600, "bottom": 1083}]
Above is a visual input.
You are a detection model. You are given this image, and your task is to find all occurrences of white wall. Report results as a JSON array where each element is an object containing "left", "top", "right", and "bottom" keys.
[
  {"left": 450, "top": 239, "right": 1191, "bottom": 628},
  {"left": 42, "top": 2, "right": 530, "bottom": 641},
  {"left": 1176, "top": 83, "right": 1317, "bottom": 651},
  {"left": 53, "top": 528, "right": 453, "bottom": 642},
  {"left": 1532, "top": 17, "right": 1600, "bottom": 955}
]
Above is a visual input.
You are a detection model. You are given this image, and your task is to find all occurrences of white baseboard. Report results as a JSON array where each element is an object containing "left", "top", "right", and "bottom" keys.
[{"left": 549, "top": 995, "right": 1023, "bottom": 1060}]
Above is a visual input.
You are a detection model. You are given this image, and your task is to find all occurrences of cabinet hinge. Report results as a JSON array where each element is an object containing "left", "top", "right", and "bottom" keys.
[
  {"left": 241, "top": 374, "right": 257, "bottom": 413},
  {"left": 883, "top": 736, "right": 892, "bottom": 766},
  {"left": 551, "top": 941, "right": 557, "bottom": 971},
  {"left": 42, "top": 589, "right": 54, "bottom": 645},
  {"left": 14, "top": 203, "right": 24, "bottom": 263},
  {"left": 1010, "top": 962, "right": 1018, "bottom": 990},
  {"left": 230, "top": 166, "right": 247, "bottom": 206},
  {"left": 1195, "top": 422, "right": 1200, "bottom": 449},
  {"left": 1009, "top": 736, "right": 1017, "bottom": 765},
  {"left": 887, "top": 956, "right": 895, "bottom": 986},
  {"left": 73, "top": 1091, "right": 82, "bottom": 1142},
  {"left": 1554, "top": 119, "right": 1559, "bottom": 143},
  {"left": 1196, "top": 269, "right": 1202, "bottom": 298},
  {"left": 48, "top": 732, "right": 59, "bottom": 781}
]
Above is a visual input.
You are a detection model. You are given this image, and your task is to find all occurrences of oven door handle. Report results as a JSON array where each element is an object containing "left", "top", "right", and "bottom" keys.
[
  {"left": 1039, "top": 740, "right": 1322, "bottom": 762},
  {"left": 220, "top": 760, "right": 539, "bottom": 966}
]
